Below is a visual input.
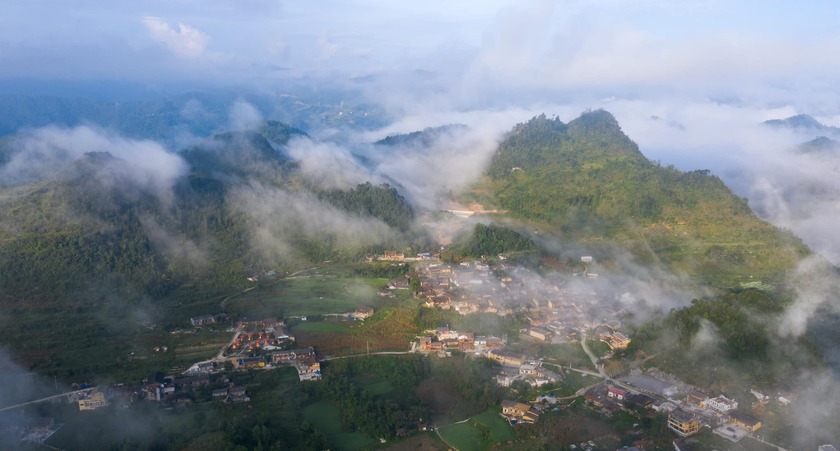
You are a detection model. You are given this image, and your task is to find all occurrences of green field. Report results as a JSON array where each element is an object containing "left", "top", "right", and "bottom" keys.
[
  {"left": 472, "top": 410, "right": 515, "bottom": 442},
  {"left": 439, "top": 422, "right": 486, "bottom": 451},
  {"left": 292, "top": 321, "right": 352, "bottom": 333},
  {"left": 439, "top": 410, "right": 514, "bottom": 451},
  {"left": 226, "top": 276, "right": 390, "bottom": 318},
  {"left": 302, "top": 401, "right": 376, "bottom": 451}
]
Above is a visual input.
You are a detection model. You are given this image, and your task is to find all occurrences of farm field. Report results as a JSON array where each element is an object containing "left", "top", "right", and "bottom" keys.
[
  {"left": 225, "top": 276, "right": 390, "bottom": 318},
  {"left": 438, "top": 409, "right": 514, "bottom": 451}
]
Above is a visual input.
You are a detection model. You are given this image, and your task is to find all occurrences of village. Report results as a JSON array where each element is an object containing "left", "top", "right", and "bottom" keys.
[
  {"left": 4, "top": 253, "right": 812, "bottom": 449},
  {"left": 400, "top": 253, "right": 803, "bottom": 449}
]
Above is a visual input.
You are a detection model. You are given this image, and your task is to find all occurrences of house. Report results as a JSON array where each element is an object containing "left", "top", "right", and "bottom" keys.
[
  {"left": 667, "top": 409, "right": 701, "bottom": 437},
  {"left": 728, "top": 411, "right": 761, "bottom": 432},
  {"left": 228, "top": 386, "right": 250, "bottom": 403},
  {"left": 236, "top": 356, "right": 266, "bottom": 369},
  {"left": 269, "top": 347, "right": 316, "bottom": 363},
  {"left": 78, "top": 387, "right": 109, "bottom": 411},
  {"left": 142, "top": 383, "right": 175, "bottom": 402},
  {"left": 501, "top": 400, "right": 541, "bottom": 424},
  {"left": 488, "top": 349, "right": 526, "bottom": 367},
  {"left": 173, "top": 375, "right": 210, "bottom": 390},
  {"left": 528, "top": 328, "right": 551, "bottom": 341},
  {"left": 581, "top": 256, "right": 593, "bottom": 263},
  {"left": 702, "top": 395, "right": 738, "bottom": 414},
  {"left": 605, "top": 332, "right": 631, "bottom": 350},
  {"left": 495, "top": 370, "right": 519, "bottom": 387},
  {"left": 519, "top": 364, "right": 538, "bottom": 376},
  {"left": 625, "top": 393, "right": 655, "bottom": 408},
  {"left": 685, "top": 390, "right": 708, "bottom": 406},
  {"left": 190, "top": 315, "right": 216, "bottom": 327},
  {"left": 436, "top": 326, "right": 458, "bottom": 341},
  {"left": 353, "top": 307, "right": 375, "bottom": 319},
  {"left": 212, "top": 388, "right": 229, "bottom": 398},
  {"left": 607, "top": 386, "right": 627, "bottom": 401},
  {"left": 381, "top": 251, "right": 405, "bottom": 260},
  {"left": 388, "top": 278, "right": 409, "bottom": 290}
]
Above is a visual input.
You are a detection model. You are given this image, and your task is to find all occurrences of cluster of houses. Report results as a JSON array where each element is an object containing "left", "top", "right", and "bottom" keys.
[
  {"left": 138, "top": 372, "right": 254, "bottom": 406},
  {"left": 494, "top": 357, "right": 563, "bottom": 388},
  {"left": 375, "top": 251, "right": 434, "bottom": 262},
  {"left": 584, "top": 383, "right": 657, "bottom": 416},
  {"left": 415, "top": 326, "right": 503, "bottom": 353},
  {"left": 408, "top": 260, "right": 634, "bottom": 350},
  {"left": 189, "top": 312, "right": 229, "bottom": 327},
  {"left": 266, "top": 347, "right": 322, "bottom": 381},
  {"left": 583, "top": 379, "right": 764, "bottom": 442},
  {"left": 228, "top": 318, "right": 293, "bottom": 353}
]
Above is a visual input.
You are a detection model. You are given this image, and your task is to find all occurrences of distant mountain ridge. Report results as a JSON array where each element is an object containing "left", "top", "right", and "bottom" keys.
[{"left": 374, "top": 124, "right": 468, "bottom": 148}]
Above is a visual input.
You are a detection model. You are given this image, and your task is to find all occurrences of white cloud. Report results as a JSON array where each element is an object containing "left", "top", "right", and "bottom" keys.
[
  {"left": 228, "top": 100, "right": 263, "bottom": 131},
  {"left": 0, "top": 125, "right": 188, "bottom": 203},
  {"left": 142, "top": 16, "right": 210, "bottom": 59}
]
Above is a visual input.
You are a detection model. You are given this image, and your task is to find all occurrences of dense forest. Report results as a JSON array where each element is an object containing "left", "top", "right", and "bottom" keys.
[
  {"left": 319, "top": 182, "right": 415, "bottom": 231},
  {"left": 452, "top": 223, "right": 537, "bottom": 258},
  {"left": 627, "top": 289, "right": 822, "bottom": 390}
]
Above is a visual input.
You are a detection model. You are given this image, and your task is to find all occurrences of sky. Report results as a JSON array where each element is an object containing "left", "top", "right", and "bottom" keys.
[{"left": 2, "top": 0, "right": 840, "bottom": 113}]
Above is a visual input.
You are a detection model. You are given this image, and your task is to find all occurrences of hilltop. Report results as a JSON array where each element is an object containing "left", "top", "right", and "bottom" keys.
[{"left": 471, "top": 110, "right": 809, "bottom": 289}]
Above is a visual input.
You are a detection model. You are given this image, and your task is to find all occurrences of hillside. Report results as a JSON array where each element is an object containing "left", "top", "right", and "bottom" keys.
[
  {"left": 476, "top": 111, "right": 809, "bottom": 288},
  {"left": 0, "top": 124, "right": 418, "bottom": 295}
]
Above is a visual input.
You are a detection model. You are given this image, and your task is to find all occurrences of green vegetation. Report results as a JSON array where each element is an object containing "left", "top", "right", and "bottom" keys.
[
  {"left": 227, "top": 276, "right": 387, "bottom": 318},
  {"left": 319, "top": 182, "right": 415, "bottom": 231},
  {"left": 628, "top": 289, "right": 822, "bottom": 390},
  {"left": 452, "top": 223, "right": 536, "bottom": 258},
  {"left": 473, "top": 111, "right": 809, "bottom": 289},
  {"left": 374, "top": 124, "right": 468, "bottom": 147},
  {"left": 302, "top": 401, "right": 375, "bottom": 450}
]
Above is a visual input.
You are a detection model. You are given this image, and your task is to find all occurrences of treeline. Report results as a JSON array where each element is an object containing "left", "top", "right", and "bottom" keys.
[
  {"left": 309, "top": 356, "right": 429, "bottom": 439},
  {"left": 319, "top": 182, "right": 415, "bottom": 231},
  {"left": 453, "top": 223, "right": 536, "bottom": 258},
  {"left": 628, "top": 289, "right": 822, "bottom": 390}
]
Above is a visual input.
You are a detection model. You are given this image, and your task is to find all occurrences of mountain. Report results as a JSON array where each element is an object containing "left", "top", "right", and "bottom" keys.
[
  {"left": 799, "top": 135, "right": 840, "bottom": 153},
  {"left": 374, "top": 124, "right": 468, "bottom": 148},
  {"left": 474, "top": 111, "right": 809, "bottom": 289},
  {"left": 765, "top": 113, "right": 827, "bottom": 129}
]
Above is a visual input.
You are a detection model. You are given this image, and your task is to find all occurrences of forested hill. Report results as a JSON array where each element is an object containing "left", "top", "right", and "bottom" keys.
[
  {"left": 0, "top": 122, "right": 416, "bottom": 302},
  {"left": 374, "top": 124, "right": 468, "bottom": 147},
  {"left": 479, "top": 110, "right": 809, "bottom": 289}
]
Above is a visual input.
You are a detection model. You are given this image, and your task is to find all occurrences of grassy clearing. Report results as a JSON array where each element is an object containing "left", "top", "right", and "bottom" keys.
[
  {"left": 439, "top": 422, "right": 486, "bottom": 451},
  {"left": 555, "top": 371, "right": 600, "bottom": 397},
  {"left": 438, "top": 410, "right": 514, "bottom": 451},
  {"left": 472, "top": 410, "right": 515, "bottom": 443},
  {"left": 292, "top": 321, "right": 352, "bottom": 333},
  {"left": 227, "top": 276, "right": 389, "bottom": 318}
]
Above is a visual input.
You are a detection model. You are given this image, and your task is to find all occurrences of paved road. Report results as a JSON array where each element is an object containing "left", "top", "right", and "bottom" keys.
[
  {"left": 579, "top": 333, "right": 607, "bottom": 378},
  {"left": 321, "top": 351, "right": 413, "bottom": 361},
  {"left": 0, "top": 388, "right": 93, "bottom": 413}
]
